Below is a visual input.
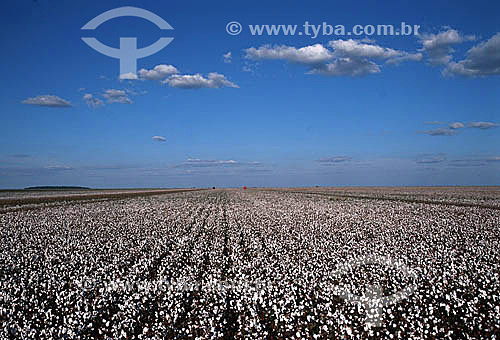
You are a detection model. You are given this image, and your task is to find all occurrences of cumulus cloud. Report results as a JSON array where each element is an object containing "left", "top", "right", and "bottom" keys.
[
  {"left": 360, "top": 37, "right": 376, "bottom": 44},
  {"left": 223, "top": 52, "right": 232, "bottom": 63},
  {"left": 317, "top": 156, "right": 352, "bottom": 163},
  {"left": 245, "top": 40, "right": 421, "bottom": 77},
  {"left": 385, "top": 53, "right": 423, "bottom": 65},
  {"left": 102, "top": 89, "right": 132, "bottom": 104},
  {"left": 113, "top": 63, "right": 237, "bottom": 90},
  {"left": 22, "top": 95, "right": 71, "bottom": 107},
  {"left": 449, "top": 122, "right": 465, "bottom": 129},
  {"left": 444, "top": 33, "right": 500, "bottom": 76},
  {"left": 329, "top": 39, "right": 404, "bottom": 59},
  {"left": 309, "top": 58, "right": 380, "bottom": 76},
  {"left": 152, "top": 136, "right": 166, "bottom": 142},
  {"left": 83, "top": 93, "right": 104, "bottom": 109},
  {"left": 418, "top": 28, "right": 475, "bottom": 65},
  {"left": 245, "top": 44, "right": 333, "bottom": 65},
  {"left": 138, "top": 64, "right": 179, "bottom": 80},
  {"left": 119, "top": 72, "right": 139, "bottom": 80},
  {"left": 330, "top": 39, "right": 423, "bottom": 66},
  {"left": 163, "top": 73, "right": 239, "bottom": 89},
  {"left": 468, "top": 121, "right": 499, "bottom": 129}
]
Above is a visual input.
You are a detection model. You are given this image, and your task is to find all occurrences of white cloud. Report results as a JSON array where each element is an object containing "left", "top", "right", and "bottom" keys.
[
  {"left": 330, "top": 39, "right": 422, "bottom": 66},
  {"left": 385, "top": 53, "right": 423, "bottom": 65},
  {"left": 309, "top": 58, "right": 380, "bottom": 77},
  {"left": 418, "top": 28, "right": 475, "bottom": 65},
  {"left": 245, "top": 44, "right": 333, "bottom": 64},
  {"left": 22, "top": 95, "right": 71, "bottom": 107},
  {"left": 449, "top": 122, "right": 465, "bottom": 129},
  {"left": 468, "top": 121, "right": 499, "bottom": 129},
  {"left": 83, "top": 93, "right": 104, "bottom": 109},
  {"left": 360, "top": 37, "right": 376, "bottom": 44},
  {"left": 444, "top": 33, "right": 500, "bottom": 76},
  {"left": 164, "top": 73, "right": 239, "bottom": 89},
  {"left": 223, "top": 52, "right": 232, "bottom": 63},
  {"left": 245, "top": 40, "right": 421, "bottom": 77},
  {"left": 119, "top": 72, "right": 138, "bottom": 80},
  {"left": 152, "top": 136, "right": 167, "bottom": 142},
  {"left": 102, "top": 89, "right": 132, "bottom": 104},
  {"left": 422, "top": 121, "right": 464, "bottom": 129},
  {"left": 329, "top": 39, "right": 404, "bottom": 59},
  {"left": 138, "top": 64, "right": 179, "bottom": 80}
]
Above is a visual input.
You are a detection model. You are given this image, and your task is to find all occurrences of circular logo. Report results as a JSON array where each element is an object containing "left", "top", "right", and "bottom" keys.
[
  {"left": 226, "top": 21, "right": 242, "bottom": 35},
  {"left": 331, "top": 255, "right": 419, "bottom": 327}
]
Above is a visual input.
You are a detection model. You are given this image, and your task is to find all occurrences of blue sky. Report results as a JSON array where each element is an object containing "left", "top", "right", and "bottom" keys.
[{"left": 1, "top": 0, "right": 499, "bottom": 188}]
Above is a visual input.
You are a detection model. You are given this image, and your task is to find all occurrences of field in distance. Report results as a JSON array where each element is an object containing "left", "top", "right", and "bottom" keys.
[{"left": 0, "top": 187, "right": 204, "bottom": 213}]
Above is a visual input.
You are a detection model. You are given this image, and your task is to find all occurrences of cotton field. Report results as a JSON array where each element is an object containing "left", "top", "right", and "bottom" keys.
[{"left": 1, "top": 189, "right": 499, "bottom": 339}]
